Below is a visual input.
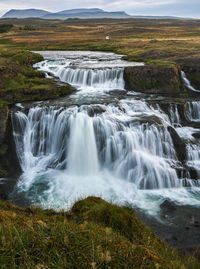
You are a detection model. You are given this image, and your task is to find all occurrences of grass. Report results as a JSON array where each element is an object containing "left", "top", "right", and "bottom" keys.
[
  {"left": 0, "top": 197, "right": 199, "bottom": 268},
  {"left": 1, "top": 18, "right": 200, "bottom": 62},
  {"left": 0, "top": 17, "right": 199, "bottom": 106},
  {"left": 0, "top": 45, "right": 73, "bottom": 105}
]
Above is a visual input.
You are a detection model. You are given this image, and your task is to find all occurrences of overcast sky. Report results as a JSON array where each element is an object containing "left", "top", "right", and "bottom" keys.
[{"left": 0, "top": 0, "right": 199, "bottom": 18}]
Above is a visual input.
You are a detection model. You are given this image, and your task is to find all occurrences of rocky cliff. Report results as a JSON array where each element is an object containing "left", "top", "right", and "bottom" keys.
[{"left": 124, "top": 65, "right": 184, "bottom": 95}]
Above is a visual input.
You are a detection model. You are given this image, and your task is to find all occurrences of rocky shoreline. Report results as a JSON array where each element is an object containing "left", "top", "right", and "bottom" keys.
[{"left": 136, "top": 201, "right": 200, "bottom": 259}]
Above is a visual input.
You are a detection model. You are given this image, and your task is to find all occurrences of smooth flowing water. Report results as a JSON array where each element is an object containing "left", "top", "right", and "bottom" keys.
[{"left": 10, "top": 51, "right": 200, "bottom": 215}]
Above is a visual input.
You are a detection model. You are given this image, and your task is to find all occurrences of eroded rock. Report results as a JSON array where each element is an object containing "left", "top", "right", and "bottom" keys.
[{"left": 124, "top": 65, "right": 183, "bottom": 95}]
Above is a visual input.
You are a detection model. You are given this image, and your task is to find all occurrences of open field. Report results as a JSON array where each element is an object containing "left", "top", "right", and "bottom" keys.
[{"left": 1, "top": 18, "right": 200, "bottom": 63}]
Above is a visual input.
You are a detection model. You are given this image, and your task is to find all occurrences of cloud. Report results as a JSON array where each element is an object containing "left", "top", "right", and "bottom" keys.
[{"left": 0, "top": 0, "right": 199, "bottom": 18}]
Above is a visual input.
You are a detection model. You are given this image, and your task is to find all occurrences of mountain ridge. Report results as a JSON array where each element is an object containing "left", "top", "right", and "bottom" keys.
[{"left": 2, "top": 8, "right": 130, "bottom": 19}]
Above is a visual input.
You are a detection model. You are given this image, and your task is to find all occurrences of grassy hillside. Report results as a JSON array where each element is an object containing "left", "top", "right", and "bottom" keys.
[
  {"left": 0, "top": 40, "right": 73, "bottom": 106},
  {"left": 0, "top": 197, "right": 199, "bottom": 268}
]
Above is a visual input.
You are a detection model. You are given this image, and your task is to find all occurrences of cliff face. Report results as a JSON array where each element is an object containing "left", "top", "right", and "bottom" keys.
[
  {"left": 0, "top": 106, "right": 8, "bottom": 144},
  {"left": 124, "top": 65, "right": 183, "bottom": 94},
  {"left": 0, "top": 106, "right": 21, "bottom": 180}
]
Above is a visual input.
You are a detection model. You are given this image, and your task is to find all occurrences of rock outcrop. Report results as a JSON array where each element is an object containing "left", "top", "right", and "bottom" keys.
[
  {"left": 0, "top": 106, "right": 8, "bottom": 144},
  {"left": 124, "top": 65, "right": 183, "bottom": 95},
  {"left": 0, "top": 107, "right": 21, "bottom": 178}
]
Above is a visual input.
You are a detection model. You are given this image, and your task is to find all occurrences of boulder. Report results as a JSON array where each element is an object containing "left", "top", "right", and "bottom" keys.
[
  {"left": 124, "top": 65, "right": 183, "bottom": 95},
  {"left": 167, "top": 126, "right": 187, "bottom": 163},
  {"left": 160, "top": 200, "right": 176, "bottom": 214}
]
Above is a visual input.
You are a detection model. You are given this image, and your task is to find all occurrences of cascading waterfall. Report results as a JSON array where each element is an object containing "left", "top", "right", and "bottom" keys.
[
  {"left": 34, "top": 51, "right": 144, "bottom": 92},
  {"left": 12, "top": 100, "right": 200, "bottom": 211},
  {"left": 181, "top": 71, "right": 200, "bottom": 92},
  {"left": 169, "top": 104, "right": 181, "bottom": 126},
  {"left": 10, "top": 51, "right": 200, "bottom": 214},
  {"left": 186, "top": 101, "right": 200, "bottom": 122},
  {"left": 57, "top": 67, "right": 125, "bottom": 90}
]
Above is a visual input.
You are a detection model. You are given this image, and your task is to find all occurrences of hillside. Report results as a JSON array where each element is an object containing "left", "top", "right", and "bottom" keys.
[{"left": 0, "top": 197, "right": 199, "bottom": 268}]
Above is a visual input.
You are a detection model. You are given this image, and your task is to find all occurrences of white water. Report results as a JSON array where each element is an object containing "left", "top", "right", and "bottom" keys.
[
  {"left": 34, "top": 51, "right": 144, "bottom": 92},
  {"left": 186, "top": 101, "right": 200, "bottom": 122},
  {"left": 181, "top": 71, "right": 200, "bottom": 92},
  {"left": 10, "top": 51, "right": 200, "bottom": 214}
]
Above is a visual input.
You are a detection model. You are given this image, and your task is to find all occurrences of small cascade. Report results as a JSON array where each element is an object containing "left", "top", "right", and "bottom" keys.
[
  {"left": 57, "top": 67, "right": 125, "bottom": 90},
  {"left": 187, "top": 144, "right": 200, "bottom": 174},
  {"left": 34, "top": 51, "right": 144, "bottom": 92},
  {"left": 181, "top": 71, "right": 200, "bottom": 92},
  {"left": 169, "top": 104, "right": 181, "bottom": 126},
  {"left": 186, "top": 101, "right": 200, "bottom": 122}
]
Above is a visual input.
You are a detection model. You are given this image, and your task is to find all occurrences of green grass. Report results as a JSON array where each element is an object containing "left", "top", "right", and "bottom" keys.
[
  {"left": 0, "top": 47, "right": 73, "bottom": 104},
  {"left": 0, "top": 197, "right": 199, "bottom": 268}
]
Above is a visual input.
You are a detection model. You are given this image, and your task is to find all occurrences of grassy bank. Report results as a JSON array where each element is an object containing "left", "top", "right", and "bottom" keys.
[
  {"left": 0, "top": 197, "right": 199, "bottom": 268},
  {"left": 0, "top": 41, "right": 73, "bottom": 106}
]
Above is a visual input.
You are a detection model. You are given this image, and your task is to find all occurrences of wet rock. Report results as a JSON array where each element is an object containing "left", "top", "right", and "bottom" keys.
[
  {"left": 0, "top": 178, "right": 17, "bottom": 201},
  {"left": 124, "top": 65, "right": 183, "bottom": 95},
  {"left": 167, "top": 126, "right": 187, "bottom": 163},
  {"left": 160, "top": 200, "right": 176, "bottom": 215},
  {"left": 0, "top": 113, "right": 21, "bottom": 178},
  {"left": 0, "top": 106, "right": 8, "bottom": 144}
]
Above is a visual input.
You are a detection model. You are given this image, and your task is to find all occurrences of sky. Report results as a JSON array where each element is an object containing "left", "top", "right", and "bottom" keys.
[{"left": 0, "top": 0, "right": 199, "bottom": 18}]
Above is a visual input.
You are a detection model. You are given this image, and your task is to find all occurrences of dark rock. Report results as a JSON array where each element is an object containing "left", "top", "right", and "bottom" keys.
[
  {"left": 124, "top": 65, "right": 183, "bottom": 95},
  {"left": 171, "top": 235, "right": 178, "bottom": 241},
  {"left": 0, "top": 112, "right": 21, "bottom": 178},
  {"left": 0, "top": 178, "right": 17, "bottom": 200},
  {"left": 160, "top": 200, "right": 176, "bottom": 214},
  {"left": 0, "top": 106, "right": 8, "bottom": 144},
  {"left": 167, "top": 126, "right": 187, "bottom": 163}
]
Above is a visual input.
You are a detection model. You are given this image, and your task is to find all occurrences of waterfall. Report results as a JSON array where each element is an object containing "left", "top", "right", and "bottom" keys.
[
  {"left": 57, "top": 67, "right": 125, "bottom": 90},
  {"left": 33, "top": 51, "right": 144, "bottom": 92},
  {"left": 67, "top": 110, "right": 99, "bottom": 175},
  {"left": 169, "top": 104, "right": 181, "bottom": 126},
  {"left": 10, "top": 51, "right": 200, "bottom": 213},
  {"left": 12, "top": 100, "right": 186, "bottom": 209},
  {"left": 181, "top": 71, "right": 200, "bottom": 92},
  {"left": 186, "top": 102, "right": 200, "bottom": 122}
]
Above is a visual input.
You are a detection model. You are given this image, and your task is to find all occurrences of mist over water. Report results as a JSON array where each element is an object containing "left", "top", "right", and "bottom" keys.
[{"left": 10, "top": 51, "right": 200, "bottom": 215}]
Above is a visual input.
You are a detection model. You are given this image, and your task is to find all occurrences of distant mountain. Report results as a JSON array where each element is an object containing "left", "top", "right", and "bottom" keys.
[
  {"left": 2, "top": 9, "right": 50, "bottom": 18},
  {"left": 2, "top": 8, "right": 130, "bottom": 19},
  {"left": 56, "top": 8, "right": 103, "bottom": 15}
]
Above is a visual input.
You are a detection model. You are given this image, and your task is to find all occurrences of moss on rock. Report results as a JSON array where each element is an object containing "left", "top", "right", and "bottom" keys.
[{"left": 124, "top": 65, "right": 183, "bottom": 95}]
